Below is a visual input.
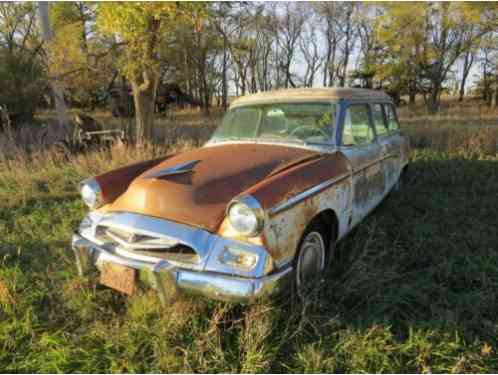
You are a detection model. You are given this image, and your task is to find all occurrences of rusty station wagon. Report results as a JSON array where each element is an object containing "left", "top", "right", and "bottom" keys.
[{"left": 72, "top": 88, "right": 410, "bottom": 304}]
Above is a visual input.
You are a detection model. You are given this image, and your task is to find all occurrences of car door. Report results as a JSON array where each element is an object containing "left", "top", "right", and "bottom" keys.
[
  {"left": 339, "top": 103, "right": 385, "bottom": 227},
  {"left": 374, "top": 103, "right": 404, "bottom": 191}
]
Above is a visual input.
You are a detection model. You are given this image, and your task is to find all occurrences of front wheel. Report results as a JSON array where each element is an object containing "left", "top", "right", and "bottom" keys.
[{"left": 294, "top": 227, "right": 327, "bottom": 297}]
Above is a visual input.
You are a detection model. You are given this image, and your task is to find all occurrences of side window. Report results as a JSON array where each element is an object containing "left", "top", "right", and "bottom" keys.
[
  {"left": 384, "top": 104, "right": 399, "bottom": 131},
  {"left": 372, "top": 103, "right": 388, "bottom": 136},
  {"left": 342, "top": 105, "right": 374, "bottom": 146}
]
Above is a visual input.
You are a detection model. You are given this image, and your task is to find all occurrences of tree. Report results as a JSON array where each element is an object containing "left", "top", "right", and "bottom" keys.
[
  {"left": 375, "top": 3, "right": 427, "bottom": 105},
  {"left": 337, "top": 3, "right": 357, "bottom": 87},
  {"left": 314, "top": 2, "right": 358, "bottom": 88},
  {"left": 314, "top": 2, "right": 341, "bottom": 87},
  {"left": 299, "top": 18, "right": 323, "bottom": 87},
  {"left": 0, "top": 2, "right": 44, "bottom": 119},
  {"left": 47, "top": 2, "right": 114, "bottom": 110},
  {"left": 352, "top": 4, "right": 383, "bottom": 89},
  {"left": 458, "top": 48, "right": 476, "bottom": 101},
  {"left": 277, "top": 3, "right": 306, "bottom": 88},
  {"left": 97, "top": 3, "right": 202, "bottom": 145},
  {"left": 377, "top": 2, "right": 498, "bottom": 112}
]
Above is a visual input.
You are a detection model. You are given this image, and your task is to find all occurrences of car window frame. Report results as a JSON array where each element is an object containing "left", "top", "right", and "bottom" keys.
[
  {"left": 212, "top": 101, "right": 339, "bottom": 147},
  {"left": 383, "top": 103, "right": 401, "bottom": 133},
  {"left": 339, "top": 102, "right": 377, "bottom": 148},
  {"left": 370, "top": 102, "right": 390, "bottom": 139}
]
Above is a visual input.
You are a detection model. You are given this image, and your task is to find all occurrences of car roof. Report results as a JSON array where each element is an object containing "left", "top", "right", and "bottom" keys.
[{"left": 230, "top": 87, "right": 392, "bottom": 108}]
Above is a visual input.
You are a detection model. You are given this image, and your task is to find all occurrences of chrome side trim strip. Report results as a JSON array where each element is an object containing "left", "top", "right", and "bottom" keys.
[
  {"left": 352, "top": 158, "right": 382, "bottom": 174},
  {"left": 352, "top": 154, "right": 400, "bottom": 175},
  {"left": 269, "top": 172, "right": 351, "bottom": 216},
  {"left": 383, "top": 153, "right": 400, "bottom": 160}
]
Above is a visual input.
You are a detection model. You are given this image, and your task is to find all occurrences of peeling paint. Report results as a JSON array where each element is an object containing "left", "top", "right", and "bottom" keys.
[{"left": 262, "top": 180, "right": 352, "bottom": 266}]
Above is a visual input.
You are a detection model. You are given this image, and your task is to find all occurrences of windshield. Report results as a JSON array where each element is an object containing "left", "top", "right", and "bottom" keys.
[{"left": 210, "top": 102, "right": 336, "bottom": 145}]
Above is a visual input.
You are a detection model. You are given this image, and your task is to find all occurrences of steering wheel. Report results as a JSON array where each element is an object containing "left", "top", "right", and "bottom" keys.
[{"left": 290, "top": 125, "right": 328, "bottom": 140}]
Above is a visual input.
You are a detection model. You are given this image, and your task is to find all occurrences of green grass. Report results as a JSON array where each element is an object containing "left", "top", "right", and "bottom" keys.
[{"left": 1, "top": 109, "right": 498, "bottom": 372}]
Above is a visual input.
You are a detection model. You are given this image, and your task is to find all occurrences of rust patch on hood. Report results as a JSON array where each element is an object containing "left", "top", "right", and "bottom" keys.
[
  {"left": 103, "top": 144, "right": 320, "bottom": 232},
  {"left": 95, "top": 156, "right": 170, "bottom": 204}
]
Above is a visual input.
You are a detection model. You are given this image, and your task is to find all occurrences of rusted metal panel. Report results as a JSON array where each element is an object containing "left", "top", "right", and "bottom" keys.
[
  {"left": 246, "top": 152, "right": 350, "bottom": 210},
  {"left": 261, "top": 180, "right": 352, "bottom": 265},
  {"left": 101, "top": 144, "right": 318, "bottom": 233},
  {"left": 240, "top": 151, "right": 352, "bottom": 264},
  {"left": 96, "top": 156, "right": 170, "bottom": 204}
]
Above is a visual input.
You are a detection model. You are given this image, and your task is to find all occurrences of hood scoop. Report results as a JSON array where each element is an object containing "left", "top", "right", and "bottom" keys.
[{"left": 145, "top": 160, "right": 200, "bottom": 179}]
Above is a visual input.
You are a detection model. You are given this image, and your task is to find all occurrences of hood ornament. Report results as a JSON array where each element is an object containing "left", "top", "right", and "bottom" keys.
[{"left": 145, "top": 159, "right": 200, "bottom": 179}]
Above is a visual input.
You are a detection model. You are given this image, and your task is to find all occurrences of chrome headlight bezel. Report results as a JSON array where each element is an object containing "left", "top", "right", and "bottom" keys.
[
  {"left": 80, "top": 178, "right": 104, "bottom": 209},
  {"left": 226, "top": 195, "right": 265, "bottom": 237}
]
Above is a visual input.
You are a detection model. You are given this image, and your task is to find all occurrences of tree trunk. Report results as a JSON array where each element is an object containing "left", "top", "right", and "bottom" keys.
[
  {"left": 323, "top": 42, "right": 331, "bottom": 87},
  {"left": 132, "top": 73, "right": 159, "bottom": 146},
  {"left": 409, "top": 90, "right": 416, "bottom": 105},
  {"left": 37, "top": 2, "right": 68, "bottom": 135},
  {"left": 221, "top": 35, "right": 228, "bottom": 110},
  {"left": 408, "top": 80, "right": 416, "bottom": 106},
  {"left": 427, "top": 83, "right": 441, "bottom": 114},
  {"left": 459, "top": 51, "right": 474, "bottom": 102},
  {"left": 492, "top": 75, "right": 498, "bottom": 109}
]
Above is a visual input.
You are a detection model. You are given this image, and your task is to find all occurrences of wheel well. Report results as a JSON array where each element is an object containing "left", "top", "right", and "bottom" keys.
[{"left": 307, "top": 209, "right": 339, "bottom": 249}]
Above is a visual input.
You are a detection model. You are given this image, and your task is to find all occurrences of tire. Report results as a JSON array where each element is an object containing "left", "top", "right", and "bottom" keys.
[
  {"left": 393, "top": 174, "right": 403, "bottom": 192},
  {"left": 393, "top": 166, "right": 408, "bottom": 192},
  {"left": 293, "top": 223, "right": 328, "bottom": 298}
]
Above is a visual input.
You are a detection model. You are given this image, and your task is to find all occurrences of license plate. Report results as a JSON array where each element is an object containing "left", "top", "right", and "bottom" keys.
[{"left": 100, "top": 262, "right": 136, "bottom": 295}]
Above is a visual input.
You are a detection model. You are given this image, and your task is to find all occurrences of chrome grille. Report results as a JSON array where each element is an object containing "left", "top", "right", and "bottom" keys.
[{"left": 96, "top": 225, "right": 200, "bottom": 264}]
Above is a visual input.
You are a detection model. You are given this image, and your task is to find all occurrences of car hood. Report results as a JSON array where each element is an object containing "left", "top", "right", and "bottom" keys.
[{"left": 105, "top": 143, "right": 323, "bottom": 232}]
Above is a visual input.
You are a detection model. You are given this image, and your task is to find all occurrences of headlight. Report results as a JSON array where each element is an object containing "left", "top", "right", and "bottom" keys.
[
  {"left": 80, "top": 178, "right": 103, "bottom": 209},
  {"left": 227, "top": 195, "right": 265, "bottom": 236},
  {"left": 219, "top": 246, "right": 259, "bottom": 270}
]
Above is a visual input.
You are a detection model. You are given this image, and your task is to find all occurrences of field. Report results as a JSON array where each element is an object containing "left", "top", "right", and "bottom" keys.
[{"left": 0, "top": 99, "right": 498, "bottom": 373}]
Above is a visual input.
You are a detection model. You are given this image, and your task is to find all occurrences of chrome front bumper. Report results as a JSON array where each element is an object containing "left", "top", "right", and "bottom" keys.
[{"left": 72, "top": 233, "right": 293, "bottom": 304}]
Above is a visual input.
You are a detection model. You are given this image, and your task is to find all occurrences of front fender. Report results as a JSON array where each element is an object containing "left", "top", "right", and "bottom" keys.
[{"left": 219, "top": 152, "right": 351, "bottom": 265}]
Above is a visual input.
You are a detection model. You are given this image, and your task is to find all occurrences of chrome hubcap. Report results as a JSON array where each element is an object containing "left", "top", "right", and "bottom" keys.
[{"left": 296, "top": 231, "right": 325, "bottom": 289}]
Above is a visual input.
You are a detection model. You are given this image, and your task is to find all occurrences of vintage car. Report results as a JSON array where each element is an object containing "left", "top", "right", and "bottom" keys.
[{"left": 72, "top": 88, "right": 410, "bottom": 304}]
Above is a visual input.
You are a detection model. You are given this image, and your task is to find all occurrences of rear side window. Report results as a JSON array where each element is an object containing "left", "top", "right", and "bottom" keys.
[
  {"left": 342, "top": 105, "right": 374, "bottom": 146},
  {"left": 372, "top": 103, "right": 388, "bottom": 136},
  {"left": 384, "top": 104, "right": 399, "bottom": 131}
]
